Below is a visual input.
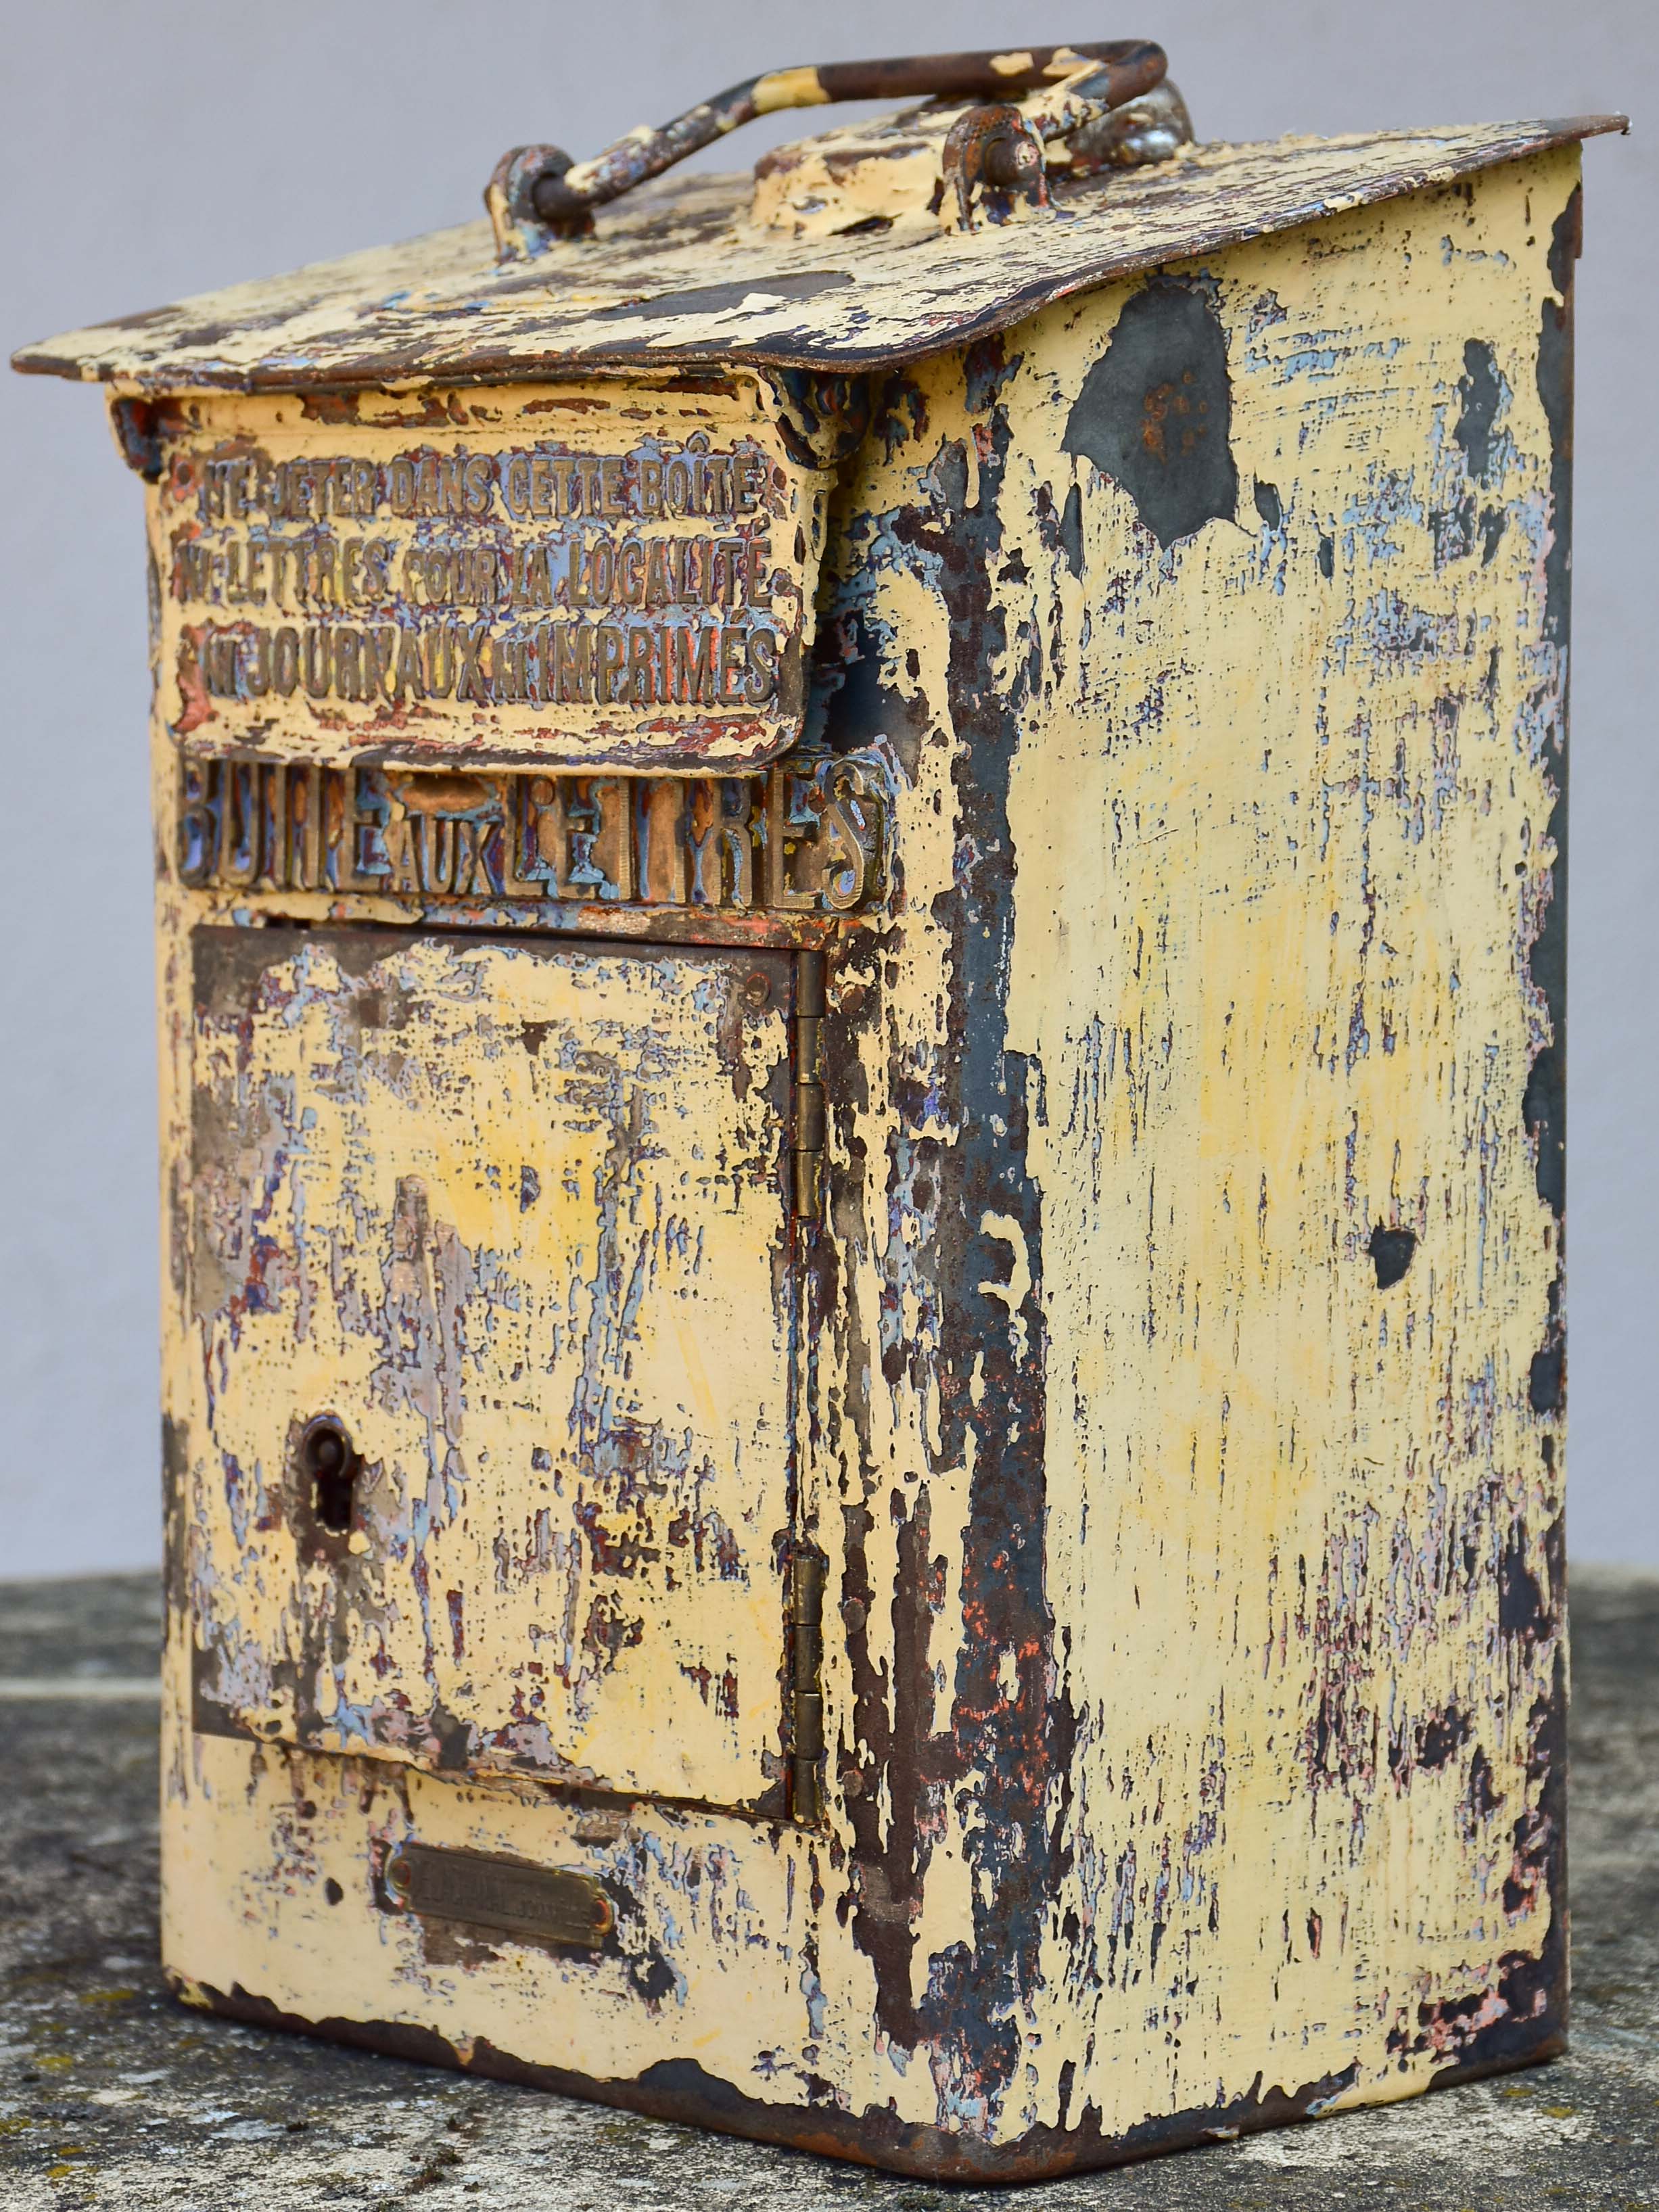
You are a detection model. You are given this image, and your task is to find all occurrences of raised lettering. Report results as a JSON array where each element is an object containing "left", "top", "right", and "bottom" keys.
[
  {"left": 174, "top": 758, "right": 883, "bottom": 916},
  {"left": 164, "top": 428, "right": 802, "bottom": 756}
]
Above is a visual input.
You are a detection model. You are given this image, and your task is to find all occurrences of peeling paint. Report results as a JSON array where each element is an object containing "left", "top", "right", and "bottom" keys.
[
  {"left": 13, "top": 116, "right": 1591, "bottom": 2184},
  {"left": 184, "top": 928, "right": 797, "bottom": 1812}
]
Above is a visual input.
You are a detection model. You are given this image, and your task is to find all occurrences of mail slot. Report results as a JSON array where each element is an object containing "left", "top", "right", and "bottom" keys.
[{"left": 14, "top": 40, "right": 1620, "bottom": 2182}]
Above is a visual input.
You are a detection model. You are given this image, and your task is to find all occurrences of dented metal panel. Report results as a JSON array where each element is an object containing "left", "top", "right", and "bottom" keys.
[
  {"left": 14, "top": 80, "right": 1599, "bottom": 2184},
  {"left": 185, "top": 927, "right": 797, "bottom": 1810}
]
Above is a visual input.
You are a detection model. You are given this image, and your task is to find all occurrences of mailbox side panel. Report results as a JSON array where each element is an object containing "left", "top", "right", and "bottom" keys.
[
  {"left": 805, "top": 144, "right": 1575, "bottom": 2170},
  {"left": 1015, "top": 145, "right": 1574, "bottom": 2156}
]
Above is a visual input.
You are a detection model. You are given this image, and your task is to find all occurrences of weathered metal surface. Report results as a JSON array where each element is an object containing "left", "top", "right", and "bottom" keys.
[
  {"left": 489, "top": 41, "right": 1169, "bottom": 247},
  {"left": 11, "top": 66, "right": 1597, "bottom": 2180},
  {"left": 183, "top": 927, "right": 799, "bottom": 1812},
  {"left": 1067, "top": 77, "right": 1195, "bottom": 174},
  {"left": 122, "top": 141, "right": 1588, "bottom": 2177},
  {"left": 385, "top": 1845, "right": 616, "bottom": 1950},
  {"left": 175, "top": 757, "right": 886, "bottom": 917},
  {"left": 148, "top": 379, "right": 826, "bottom": 771},
  {"left": 749, "top": 73, "right": 1195, "bottom": 242},
  {"left": 822, "top": 143, "right": 1576, "bottom": 2169},
  {"left": 12, "top": 121, "right": 1620, "bottom": 391}
]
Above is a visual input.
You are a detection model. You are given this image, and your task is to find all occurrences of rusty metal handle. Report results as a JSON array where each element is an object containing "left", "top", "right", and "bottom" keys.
[{"left": 502, "top": 41, "right": 1168, "bottom": 237}]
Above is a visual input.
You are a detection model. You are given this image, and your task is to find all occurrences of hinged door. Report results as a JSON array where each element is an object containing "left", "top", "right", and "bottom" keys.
[{"left": 183, "top": 926, "right": 797, "bottom": 1811}]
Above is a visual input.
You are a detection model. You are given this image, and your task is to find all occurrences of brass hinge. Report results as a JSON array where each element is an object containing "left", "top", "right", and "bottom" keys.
[
  {"left": 788, "top": 1549, "right": 826, "bottom": 1823},
  {"left": 793, "top": 949, "right": 825, "bottom": 1219}
]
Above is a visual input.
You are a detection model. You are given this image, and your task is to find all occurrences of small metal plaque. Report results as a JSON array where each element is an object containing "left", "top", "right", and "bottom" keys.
[
  {"left": 155, "top": 383, "right": 823, "bottom": 773},
  {"left": 385, "top": 1844, "right": 613, "bottom": 1950}
]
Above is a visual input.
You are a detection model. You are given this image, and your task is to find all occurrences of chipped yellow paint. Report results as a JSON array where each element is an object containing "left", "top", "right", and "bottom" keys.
[
  {"left": 184, "top": 931, "right": 795, "bottom": 1807},
  {"left": 751, "top": 65, "right": 833, "bottom": 115},
  {"left": 753, "top": 64, "right": 1114, "bottom": 240},
  {"left": 830, "top": 144, "right": 1570, "bottom": 2146},
  {"left": 12, "top": 121, "right": 1616, "bottom": 392},
  {"left": 84, "top": 130, "right": 1584, "bottom": 2180},
  {"left": 749, "top": 114, "right": 946, "bottom": 240},
  {"left": 1005, "top": 154, "right": 1570, "bottom": 2136}
]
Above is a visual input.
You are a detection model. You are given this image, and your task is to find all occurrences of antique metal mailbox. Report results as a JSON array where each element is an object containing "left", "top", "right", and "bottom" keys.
[{"left": 15, "top": 41, "right": 1621, "bottom": 2180}]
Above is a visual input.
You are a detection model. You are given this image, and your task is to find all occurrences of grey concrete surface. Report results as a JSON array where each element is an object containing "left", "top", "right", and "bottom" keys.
[
  {"left": 0, "top": 1568, "right": 1655, "bottom": 2209},
  {"left": 1, "top": 0, "right": 1657, "bottom": 1580}
]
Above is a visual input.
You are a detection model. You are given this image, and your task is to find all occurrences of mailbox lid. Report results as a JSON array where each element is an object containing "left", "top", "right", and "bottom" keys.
[
  {"left": 11, "top": 118, "right": 1620, "bottom": 392},
  {"left": 184, "top": 925, "right": 797, "bottom": 1810}
]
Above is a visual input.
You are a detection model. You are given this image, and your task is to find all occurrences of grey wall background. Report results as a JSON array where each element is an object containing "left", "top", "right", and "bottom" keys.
[{"left": 2, "top": 0, "right": 1653, "bottom": 1577}]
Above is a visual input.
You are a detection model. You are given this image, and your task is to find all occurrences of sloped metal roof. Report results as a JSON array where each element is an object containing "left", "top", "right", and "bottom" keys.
[{"left": 14, "top": 118, "right": 1622, "bottom": 392}]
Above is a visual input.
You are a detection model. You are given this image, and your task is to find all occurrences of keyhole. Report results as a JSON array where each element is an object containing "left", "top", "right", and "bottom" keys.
[{"left": 300, "top": 1415, "right": 358, "bottom": 1535}]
